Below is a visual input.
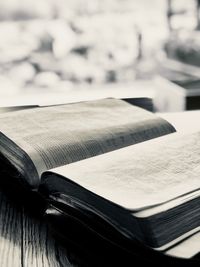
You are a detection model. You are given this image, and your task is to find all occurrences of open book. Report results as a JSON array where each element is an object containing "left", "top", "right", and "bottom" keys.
[{"left": 0, "top": 98, "right": 199, "bottom": 263}]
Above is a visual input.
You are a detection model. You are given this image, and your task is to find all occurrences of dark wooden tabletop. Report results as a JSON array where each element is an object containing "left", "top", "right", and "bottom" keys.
[
  {"left": 0, "top": 188, "right": 76, "bottom": 267},
  {"left": 1, "top": 167, "right": 200, "bottom": 267}
]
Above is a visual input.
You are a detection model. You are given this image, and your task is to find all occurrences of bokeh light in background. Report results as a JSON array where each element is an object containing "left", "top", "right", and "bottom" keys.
[{"left": 0, "top": 0, "right": 197, "bottom": 96}]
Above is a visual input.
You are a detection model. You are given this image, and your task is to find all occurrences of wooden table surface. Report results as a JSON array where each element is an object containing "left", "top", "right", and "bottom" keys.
[
  {"left": 0, "top": 188, "right": 75, "bottom": 267},
  {"left": 0, "top": 170, "right": 199, "bottom": 267}
]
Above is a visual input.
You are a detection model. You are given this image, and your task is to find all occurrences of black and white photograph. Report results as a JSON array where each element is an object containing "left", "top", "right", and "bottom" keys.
[{"left": 0, "top": 0, "right": 200, "bottom": 266}]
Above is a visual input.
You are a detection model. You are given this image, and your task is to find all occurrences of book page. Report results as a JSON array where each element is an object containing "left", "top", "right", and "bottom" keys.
[
  {"left": 159, "top": 110, "right": 200, "bottom": 134},
  {"left": 47, "top": 131, "right": 200, "bottom": 210},
  {"left": 0, "top": 98, "right": 174, "bottom": 178},
  {"left": 166, "top": 231, "right": 200, "bottom": 259}
]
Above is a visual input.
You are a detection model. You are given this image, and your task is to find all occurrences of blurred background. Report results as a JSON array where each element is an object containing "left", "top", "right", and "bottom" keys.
[{"left": 1, "top": 0, "right": 200, "bottom": 111}]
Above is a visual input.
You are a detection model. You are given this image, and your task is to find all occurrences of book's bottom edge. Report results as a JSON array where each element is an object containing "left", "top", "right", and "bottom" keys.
[{"left": 155, "top": 226, "right": 200, "bottom": 252}]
